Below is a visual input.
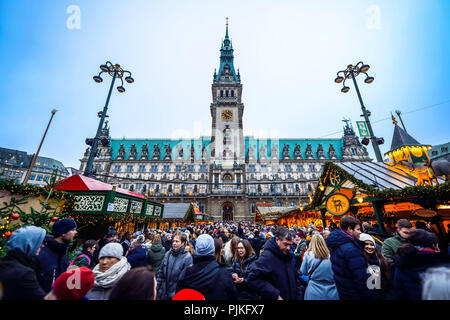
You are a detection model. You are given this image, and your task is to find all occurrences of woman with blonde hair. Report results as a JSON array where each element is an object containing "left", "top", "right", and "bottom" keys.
[{"left": 300, "top": 234, "right": 339, "bottom": 300}]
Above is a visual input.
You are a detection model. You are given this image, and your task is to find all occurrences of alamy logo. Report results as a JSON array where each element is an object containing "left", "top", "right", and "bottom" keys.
[
  {"left": 66, "top": 268, "right": 81, "bottom": 290},
  {"left": 66, "top": 5, "right": 81, "bottom": 30},
  {"left": 366, "top": 265, "right": 381, "bottom": 290},
  {"left": 366, "top": 5, "right": 381, "bottom": 30}
]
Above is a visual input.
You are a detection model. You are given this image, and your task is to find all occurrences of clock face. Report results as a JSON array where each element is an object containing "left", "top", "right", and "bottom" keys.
[{"left": 221, "top": 109, "right": 233, "bottom": 121}]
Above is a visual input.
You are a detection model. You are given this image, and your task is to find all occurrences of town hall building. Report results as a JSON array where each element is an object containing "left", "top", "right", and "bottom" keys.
[{"left": 79, "top": 22, "right": 370, "bottom": 221}]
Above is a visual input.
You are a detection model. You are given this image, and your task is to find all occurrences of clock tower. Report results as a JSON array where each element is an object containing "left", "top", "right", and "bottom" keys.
[{"left": 210, "top": 19, "right": 244, "bottom": 165}]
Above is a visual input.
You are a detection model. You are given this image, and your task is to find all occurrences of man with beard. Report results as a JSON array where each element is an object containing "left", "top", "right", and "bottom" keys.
[{"left": 34, "top": 218, "right": 77, "bottom": 293}]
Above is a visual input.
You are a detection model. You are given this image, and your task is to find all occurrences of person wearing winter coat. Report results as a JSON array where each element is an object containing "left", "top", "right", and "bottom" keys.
[
  {"left": 157, "top": 231, "right": 193, "bottom": 300},
  {"left": 382, "top": 219, "right": 412, "bottom": 268},
  {"left": 120, "top": 232, "right": 131, "bottom": 256},
  {"left": 148, "top": 234, "right": 166, "bottom": 274},
  {"left": 162, "top": 233, "right": 173, "bottom": 253},
  {"left": 294, "top": 231, "right": 308, "bottom": 269},
  {"left": 126, "top": 234, "right": 148, "bottom": 269},
  {"left": 0, "top": 226, "right": 47, "bottom": 300},
  {"left": 300, "top": 234, "right": 339, "bottom": 300},
  {"left": 325, "top": 216, "right": 377, "bottom": 300},
  {"left": 391, "top": 229, "right": 444, "bottom": 300},
  {"left": 34, "top": 218, "right": 78, "bottom": 293},
  {"left": 246, "top": 227, "right": 303, "bottom": 300},
  {"left": 71, "top": 240, "right": 97, "bottom": 269},
  {"left": 223, "top": 236, "right": 240, "bottom": 267},
  {"left": 231, "top": 239, "right": 258, "bottom": 300},
  {"left": 249, "top": 230, "right": 264, "bottom": 257},
  {"left": 177, "top": 234, "right": 239, "bottom": 300},
  {"left": 360, "top": 233, "right": 391, "bottom": 299},
  {"left": 87, "top": 242, "right": 131, "bottom": 300},
  {"left": 93, "top": 226, "right": 119, "bottom": 266}
]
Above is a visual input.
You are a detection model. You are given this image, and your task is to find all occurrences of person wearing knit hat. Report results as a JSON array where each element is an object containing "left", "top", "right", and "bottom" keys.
[
  {"left": 195, "top": 234, "right": 215, "bottom": 256},
  {"left": 177, "top": 234, "right": 238, "bottom": 300},
  {"left": 52, "top": 218, "right": 78, "bottom": 239},
  {"left": 45, "top": 267, "right": 94, "bottom": 300},
  {"left": 360, "top": 232, "right": 390, "bottom": 299},
  {"left": 87, "top": 243, "right": 131, "bottom": 300},
  {"left": 34, "top": 218, "right": 78, "bottom": 293},
  {"left": 0, "top": 226, "right": 47, "bottom": 300}
]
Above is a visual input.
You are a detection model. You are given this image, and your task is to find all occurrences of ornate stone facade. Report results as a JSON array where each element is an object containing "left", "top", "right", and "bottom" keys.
[{"left": 79, "top": 24, "right": 370, "bottom": 222}]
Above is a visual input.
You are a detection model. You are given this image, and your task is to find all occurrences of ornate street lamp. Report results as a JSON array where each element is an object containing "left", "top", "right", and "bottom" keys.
[
  {"left": 334, "top": 61, "right": 383, "bottom": 162},
  {"left": 84, "top": 62, "right": 134, "bottom": 177}
]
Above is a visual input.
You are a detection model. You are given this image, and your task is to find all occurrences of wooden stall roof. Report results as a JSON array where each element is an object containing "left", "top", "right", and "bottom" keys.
[
  {"left": 162, "top": 203, "right": 192, "bottom": 220},
  {"left": 54, "top": 174, "right": 145, "bottom": 199}
]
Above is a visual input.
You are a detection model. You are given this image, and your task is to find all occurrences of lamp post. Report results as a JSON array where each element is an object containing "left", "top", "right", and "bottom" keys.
[
  {"left": 84, "top": 62, "right": 134, "bottom": 177},
  {"left": 335, "top": 62, "right": 383, "bottom": 162},
  {"left": 23, "top": 109, "right": 57, "bottom": 185}
]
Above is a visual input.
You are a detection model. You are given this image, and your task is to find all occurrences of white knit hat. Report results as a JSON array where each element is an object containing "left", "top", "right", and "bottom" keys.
[
  {"left": 99, "top": 242, "right": 124, "bottom": 259},
  {"left": 359, "top": 233, "right": 376, "bottom": 246}
]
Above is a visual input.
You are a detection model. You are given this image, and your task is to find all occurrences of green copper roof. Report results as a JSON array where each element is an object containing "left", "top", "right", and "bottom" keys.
[
  {"left": 110, "top": 137, "right": 344, "bottom": 161},
  {"left": 110, "top": 137, "right": 211, "bottom": 161},
  {"left": 244, "top": 138, "right": 344, "bottom": 160}
]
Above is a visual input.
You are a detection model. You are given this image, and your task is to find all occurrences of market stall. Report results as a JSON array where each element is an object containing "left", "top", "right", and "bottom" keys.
[
  {"left": 53, "top": 174, "right": 164, "bottom": 237},
  {"left": 307, "top": 161, "right": 449, "bottom": 238},
  {"left": 158, "top": 202, "right": 213, "bottom": 230}
]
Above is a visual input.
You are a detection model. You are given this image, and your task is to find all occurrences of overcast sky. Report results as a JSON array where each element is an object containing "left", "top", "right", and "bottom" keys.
[{"left": 1, "top": 0, "right": 449, "bottom": 168}]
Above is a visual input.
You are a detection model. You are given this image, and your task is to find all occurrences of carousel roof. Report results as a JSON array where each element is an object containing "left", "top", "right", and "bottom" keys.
[{"left": 54, "top": 174, "right": 145, "bottom": 199}]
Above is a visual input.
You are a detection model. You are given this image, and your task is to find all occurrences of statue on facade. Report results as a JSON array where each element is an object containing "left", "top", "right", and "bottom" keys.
[
  {"left": 129, "top": 144, "right": 137, "bottom": 160},
  {"left": 117, "top": 144, "right": 125, "bottom": 160},
  {"left": 190, "top": 144, "right": 195, "bottom": 162},
  {"left": 328, "top": 144, "right": 337, "bottom": 159},
  {"left": 84, "top": 147, "right": 90, "bottom": 157},
  {"left": 140, "top": 144, "right": 149, "bottom": 160},
  {"left": 201, "top": 144, "right": 207, "bottom": 161},
  {"left": 271, "top": 144, "right": 279, "bottom": 160},
  {"left": 282, "top": 144, "right": 290, "bottom": 159},
  {"left": 259, "top": 144, "right": 267, "bottom": 161},
  {"left": 152, "top": 144, "right": 161, "bottom": 160},
  {"left": 305, "top": 144, "right": 314, "bottom": 159},
  {"left": 163, "top": 144, "right": 172, "bottom": 160},
  {"left": 294, "top": 144, "right": 302, "bottom": 159},
  {"left": 177, "top": 146, "right": 184, "bottom": 159},
  {"left": 317, "top": 144, "right": 325, "bottom": 159}
]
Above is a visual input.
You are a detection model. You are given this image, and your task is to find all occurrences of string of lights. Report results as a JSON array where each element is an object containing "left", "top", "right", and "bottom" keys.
[{"left": 318, "top": 98, "right": 450, "bottom": 138}]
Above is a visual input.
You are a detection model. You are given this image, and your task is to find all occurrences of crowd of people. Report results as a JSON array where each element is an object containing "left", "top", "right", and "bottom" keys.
[{"left": 1, "top": 216, "right": 450, "bottom": 300}]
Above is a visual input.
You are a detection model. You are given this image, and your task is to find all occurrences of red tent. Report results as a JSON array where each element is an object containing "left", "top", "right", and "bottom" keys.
[{"left": 54, "top": 174, "right": 145, "bottom": 199}]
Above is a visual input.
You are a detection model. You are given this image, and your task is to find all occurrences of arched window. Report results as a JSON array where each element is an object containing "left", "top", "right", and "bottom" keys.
[
  {"left": 226, "top": 90, "right": 229, "bottom": 97},
  {"left": 220, "top": 90, "right": 223, "bottom": 97},
  {"left": 231, "top": 90, "right": 234, "bottom": 97}
]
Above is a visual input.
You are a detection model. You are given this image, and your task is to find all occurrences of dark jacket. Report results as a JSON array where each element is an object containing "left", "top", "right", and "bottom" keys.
[
  {"left": 382, "top": 231, "right": 410, "bottom": 268},
  {"left": 246, "top": 237, "right": 302, "bottom": 300},
  {"left": 157, "top": 245, "right": 192, "bottom": 300},
  {"left": 34, "top": 237, "right": 69, "bottom": 293},
  {"left": 71, "top": 250, "right": 95, "bottom": 269},
  {"left": 392, "top": 247, "right": 443, "bottom": 300},
  {"left": 177, "top": 255, "right": 239, "bottom": 300},
  {"left": 162, "top": 239, "right": 173, "bottom": 253},
  {"left": 231, "top": 254, "right": 258, "bottom": 300},
  {"left": 126, "top": 245, "right": 148, "bottom": 269},
  {"left": 0, "top": 250, "right": 46, "bottom": 300},
  {"left": 326, "top": 229, "right": 377, "bottom": 300},
  {"left": 148, "top": 242, "right": 166, "bottom": 274},
  {"left": 249, "top": 237, "right": 264, "bottom": 257}
]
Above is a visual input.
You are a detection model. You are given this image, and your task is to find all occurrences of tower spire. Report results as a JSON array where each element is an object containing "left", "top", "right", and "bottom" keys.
[{"left": 225, "top": 17, "right": 229, "bottom": 39}]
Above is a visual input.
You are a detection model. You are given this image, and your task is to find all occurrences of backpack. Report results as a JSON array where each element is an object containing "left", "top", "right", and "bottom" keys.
[{"left": 69, "top": 254, "right": 91, "bottom": 267}]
